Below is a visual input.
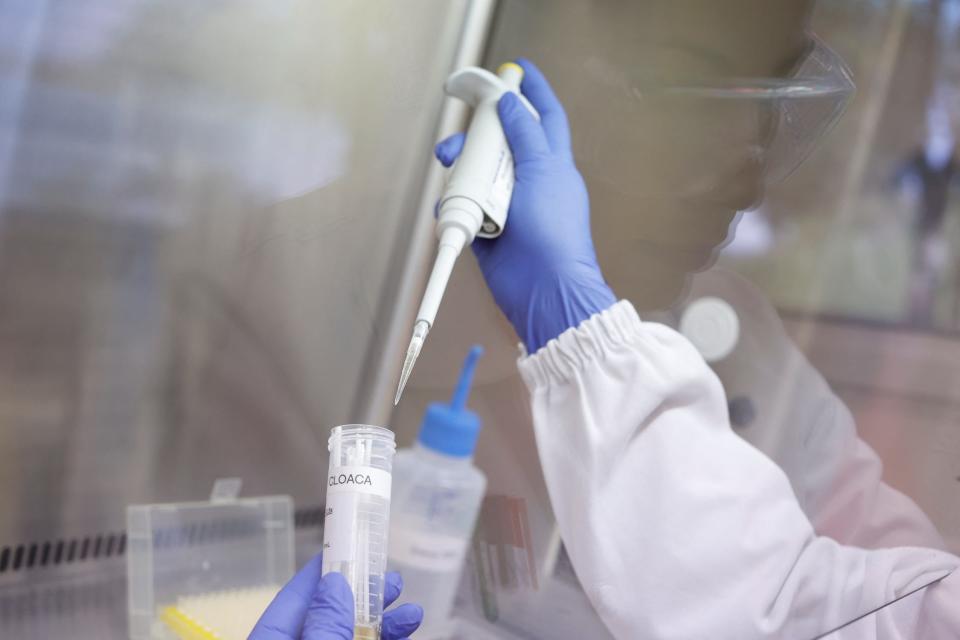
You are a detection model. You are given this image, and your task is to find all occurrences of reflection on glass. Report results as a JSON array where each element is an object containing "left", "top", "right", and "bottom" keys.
[
  {"left": 0, "top": 1, "right": 468, "bottom": 637},
  {"left": 476, "top": 0, "right": 960, "bottom": 638},
  {"left": 1, "top": 0, "right": 959, "bottom": 638}
]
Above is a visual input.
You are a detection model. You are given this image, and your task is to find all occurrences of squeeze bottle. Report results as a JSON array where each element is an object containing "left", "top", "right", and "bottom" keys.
[{"left": 388, "top": 346, "right": 488, "bottom": 638}]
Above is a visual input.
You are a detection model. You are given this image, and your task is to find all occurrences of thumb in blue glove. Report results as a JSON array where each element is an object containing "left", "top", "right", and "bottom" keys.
[
  {"left": 249, "top": 554, "right": 423, "bottom": 640},
  {"left": 436, "top": 58, "right": 616, "bottom": 353}
]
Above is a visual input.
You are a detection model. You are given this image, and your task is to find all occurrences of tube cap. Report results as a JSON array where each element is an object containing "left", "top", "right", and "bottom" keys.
[{"left": 418, "top": 345, "right": 483, "bottom": 457}]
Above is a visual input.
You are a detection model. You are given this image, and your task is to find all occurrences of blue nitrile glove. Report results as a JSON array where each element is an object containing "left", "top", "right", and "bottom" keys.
[
  {"left": 436, "top": 58, "right": 616, "bottom": 354},
  {"left": 249, "top": 554, "right": 423, "bottom": 640}
]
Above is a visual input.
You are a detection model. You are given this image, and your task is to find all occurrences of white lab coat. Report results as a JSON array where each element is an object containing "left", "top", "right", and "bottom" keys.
[{"left": 517, "top": 275, "right": 959, "bottom": 639}]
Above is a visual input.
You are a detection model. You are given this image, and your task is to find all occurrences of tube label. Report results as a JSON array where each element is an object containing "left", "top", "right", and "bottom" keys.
[
  {"left": 323, "top": 466, "right": 392, "bottom": 564},
  {"left": 326, "top": 466, "right": 392, "bottom": 499}
]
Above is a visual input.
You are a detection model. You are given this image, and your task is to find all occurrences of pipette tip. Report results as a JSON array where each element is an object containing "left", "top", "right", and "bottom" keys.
[{"left": 394, "top": 320, "right": 430, "bottom": 405}]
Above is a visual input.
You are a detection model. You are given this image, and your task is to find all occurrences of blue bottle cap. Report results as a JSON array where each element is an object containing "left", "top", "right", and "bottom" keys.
[{"left": 418, "top": 345, "right": 483, "bottom": 457}]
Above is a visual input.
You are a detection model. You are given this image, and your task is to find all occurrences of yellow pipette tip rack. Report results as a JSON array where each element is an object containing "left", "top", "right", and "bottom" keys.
[
  {"left": 126, "top": 492, "right": 294, "bottom": 640},
  {"left": 160, "top": 606, "right": 221, "bottom": 640}
]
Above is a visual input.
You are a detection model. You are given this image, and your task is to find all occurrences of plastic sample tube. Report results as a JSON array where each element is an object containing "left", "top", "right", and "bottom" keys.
[{"left": 322, "top": 425, "right": 396, "bottom": 640}]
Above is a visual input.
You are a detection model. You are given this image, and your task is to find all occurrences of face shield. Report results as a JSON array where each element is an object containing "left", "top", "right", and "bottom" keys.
[
  {"left": 581, "top": 35, "right": 854, "bottom": 212},
  {"left": 651, "top": 35, "right": 856, "bottom": 190},
  {"left": 578, "top": 35, "right": 855, "bottom": 310}
]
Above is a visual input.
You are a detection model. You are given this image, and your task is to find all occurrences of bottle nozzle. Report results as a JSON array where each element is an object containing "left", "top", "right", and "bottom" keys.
[
  {"left": 415, "top": 345, "right": 485, "bottom": 457},
  {"left": 451, "top": 345, "right": 483, "bottom": 410}
]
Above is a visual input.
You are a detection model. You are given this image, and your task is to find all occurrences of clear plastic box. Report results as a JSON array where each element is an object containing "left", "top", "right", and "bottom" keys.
[{"left": 126, "top": 481, "right": 294, "bottom": 639}]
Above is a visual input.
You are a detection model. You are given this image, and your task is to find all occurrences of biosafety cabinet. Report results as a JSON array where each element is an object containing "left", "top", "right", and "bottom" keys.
[{"left": 1, "top": 1, "right": 958, "bottom": 638}]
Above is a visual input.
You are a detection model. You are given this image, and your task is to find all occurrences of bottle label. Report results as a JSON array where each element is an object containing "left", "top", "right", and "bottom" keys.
[
  {"left": 323, "top": 466, "right": 391, "bottom": 564},
  {"left": 389, "top": 525, "right": 469, "bottom": 572}
]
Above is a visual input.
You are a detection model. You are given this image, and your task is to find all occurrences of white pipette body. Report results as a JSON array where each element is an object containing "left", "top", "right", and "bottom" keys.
[{"left": 394, "top": 63, "right": 537, "bottom": 405}]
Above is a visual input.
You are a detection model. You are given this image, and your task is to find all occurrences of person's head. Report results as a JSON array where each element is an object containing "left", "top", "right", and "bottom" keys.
[{"left": 493, "top": 0, "right": 837, "bottom": 309}]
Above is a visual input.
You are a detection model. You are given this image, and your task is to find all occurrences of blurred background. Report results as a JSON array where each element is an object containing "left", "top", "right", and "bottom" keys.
[
  {"left": 0, "top": 0, "right": 958, "bottom": 637},
  {"left": 721, "top": 0, "right": 960, "bottom": 552}
]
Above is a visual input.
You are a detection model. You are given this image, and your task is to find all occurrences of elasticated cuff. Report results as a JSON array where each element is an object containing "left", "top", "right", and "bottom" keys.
[{"left": 518, "top": 300, "right": 642, "bottom": 389}]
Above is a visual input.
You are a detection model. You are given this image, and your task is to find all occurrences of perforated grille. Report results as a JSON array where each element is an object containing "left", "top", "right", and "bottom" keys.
[{"left": 0, "top": 505, "right": 324, "bottom": 575}]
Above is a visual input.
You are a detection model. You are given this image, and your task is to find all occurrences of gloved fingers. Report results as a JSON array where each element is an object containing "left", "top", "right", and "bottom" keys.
[
  {"left": 471, "top": 236, "right": 495, "bottom": 262},
  {"left": 383, "top": 571, "right": 403, "bottom": 608},
  {"left": 249, "top": 554, "right": 323, "bottom": 639},
  {"left": 435, "top": 132, "right": 465, "bottom": 167},
  {"left": 516, "top": 58, "right": 572, "bottom": 156},
  {"left": 380, "top": 603, "right": 424, "bottom": 640},
  {"left": 498, "top": 91, "right": 551, "bottom": 165},
  {"left": 302, "top": 572, "right": 355, "bottom": 640}
]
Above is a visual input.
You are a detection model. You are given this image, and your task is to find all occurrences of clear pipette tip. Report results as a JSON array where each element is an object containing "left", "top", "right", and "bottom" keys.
[{"left": 394, "top": 320, "right": 430, "bottom": 405}]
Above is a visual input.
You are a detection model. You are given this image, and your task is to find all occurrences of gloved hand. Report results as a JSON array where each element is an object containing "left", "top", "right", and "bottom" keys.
[
  {"left": 249, "top": 555, "right": 423, "bottom": 640},
  {"left": 436, "top": 58, "right": 616, "bottom": 353}
]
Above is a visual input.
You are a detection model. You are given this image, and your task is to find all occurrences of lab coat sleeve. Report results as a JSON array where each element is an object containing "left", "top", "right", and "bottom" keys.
[{"left": 518, "top": 300, "right": 959, "bottom": 640}]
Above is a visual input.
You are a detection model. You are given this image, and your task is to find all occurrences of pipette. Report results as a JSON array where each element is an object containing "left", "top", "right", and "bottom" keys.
[{"left": 394, "top": 62, "right": 538, "bottom": 405}]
